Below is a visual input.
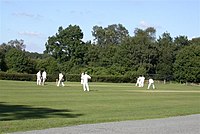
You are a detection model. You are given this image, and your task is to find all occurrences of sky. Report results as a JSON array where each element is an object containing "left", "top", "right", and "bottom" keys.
[{"left": 0, "top": 0, "right": 200, "bottom": 53}]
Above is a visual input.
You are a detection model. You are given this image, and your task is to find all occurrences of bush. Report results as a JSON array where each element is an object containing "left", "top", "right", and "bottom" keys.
[
  {"left": 0, "top": 72, "right": 55, "bottom": 82},
  {"left": 46, "top": 74, "right": 58, "bottom": 82},
  {"left": 0, "top": 72, "right": 35, "bottom": 81},
  {"left": 65, "top": 74, "right": 136, "bottom": 83},
  {"left": 91, "top": 75, "right": 135, "bottom": 83},
  {"left": 65, "top": 74, "right": 80, "bottom": 82},
  {"left": 0, "top": 72, "right": 137, "bottom": 83}
]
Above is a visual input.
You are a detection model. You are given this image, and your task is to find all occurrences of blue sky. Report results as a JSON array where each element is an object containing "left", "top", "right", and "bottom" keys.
[{"left": 0, "top": 0, "right": 200, "bottom": 53}]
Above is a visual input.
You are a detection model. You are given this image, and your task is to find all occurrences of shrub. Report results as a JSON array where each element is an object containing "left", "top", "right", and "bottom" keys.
[
  {"left": 0, "top": 72, "right": 137, "bottom": 83},
  {"left": 91, "top": 75, "right": 134, "bottom": 83},
  {"left": 0, "top": 72, "right": 35, "bottom": 81}
]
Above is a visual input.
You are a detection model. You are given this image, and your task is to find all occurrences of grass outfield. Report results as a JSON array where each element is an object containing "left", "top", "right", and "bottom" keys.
[{"left": 0, "top": 80, "right": 199, "bottom": 133}]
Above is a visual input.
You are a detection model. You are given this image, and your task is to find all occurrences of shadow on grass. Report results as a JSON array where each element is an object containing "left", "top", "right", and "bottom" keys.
[{"left": 0, "top": 102, "right": 83, "bottom": 121}]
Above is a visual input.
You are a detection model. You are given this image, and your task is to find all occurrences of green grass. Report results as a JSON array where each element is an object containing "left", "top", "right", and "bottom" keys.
[{"left": 0, "top": 80, "right": 199, "bottom": 133}]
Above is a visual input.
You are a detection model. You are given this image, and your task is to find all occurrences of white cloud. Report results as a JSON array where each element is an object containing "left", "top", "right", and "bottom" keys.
[
  {"left": 12, "top": 12, "right": 44, "bottom": 20},
  {"left": 12, "top": 12, "right": 35, "bottom": 18},
  {"left": 188, "top": 36, "right": 198, "bottom": 40},
  {"left": 18, "top": 31, "right": 42, "bottom": 37},
  {"left": 70, "top": 10, "right": 91, "bottom": 15},
  {"left": 139, "top": 20, "right": 149, "bottom": 28},
  {"left": 25, "top": 41, "right": 45, "bottom": 53},
  {"left": 139, "top": 20, "right": 162, "bottom": 29}
]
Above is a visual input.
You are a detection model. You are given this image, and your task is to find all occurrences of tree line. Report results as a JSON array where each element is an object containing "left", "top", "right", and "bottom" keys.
[{"left": 0, "top": 24, "right": 200, "bottom": 83}]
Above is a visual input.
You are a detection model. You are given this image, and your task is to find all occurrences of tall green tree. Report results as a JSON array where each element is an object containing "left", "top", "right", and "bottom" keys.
[
  {"left": 133, "top": 27, "right": 157, "bottom": 68},
  {"left": 0, "top": 43, "right": 7, "bottom": 71},
  {"left": 7, "top": 39, "right": 26, "bottom": 50},
  {"left": 190, "top": 37, "right": 200, "bottom": 45},
  {"left": 174, "top": 45, "right": 200, "bottom": 82},
  {"left": 5, "top": 48, "right": 35, "bottom": 73},
  {"left": 118, "top": 27, "right": 158, "bottom": 74},
  {"left": 156, "top": 32, "right": 175, "bottom": 80},
  {"left": 84, "top": 43, "right": 101, "bottom": 66},
  {"left": 0, "top": 40, "right": 26, "bottom": 71},
  {"left": 45, "top": 25, "right": 85, "bottom": 64},
  {"left": 92, "top": 24, "right": 129, "bottom": 46},
  {"left": 0, "top": 49, "right": 7, "bottom": 71},
  {"left": 36, "top": 56, "right": 59, "bottom": 74},
  {"left": 174, "top": 36, "right": 190, "bottom": 47},
  {"left": 98, "top": 44, "right": 119, "bottom": 67}
]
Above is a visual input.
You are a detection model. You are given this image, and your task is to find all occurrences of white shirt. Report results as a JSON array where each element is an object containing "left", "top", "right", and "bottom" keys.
[
  {"left": 82, "top": 74, "right": 91, "bottom": 83},
  {"left": 141, "top": 76, "right": 145, "bottom": 82},
  {"left": 149, "top": 79, "right": 154, "bottom": 84},
  {"left": 59, "top": 73, "right": 63, "bottom": 80},
  {"left": 42, "top": 71, "right": 47, "bottom": 79},
  {"left": 36, "top": 71, "right": 41, "bottom": 79},
  {"left": 81, "top": 73, "right": 84, "bottom": 79}
]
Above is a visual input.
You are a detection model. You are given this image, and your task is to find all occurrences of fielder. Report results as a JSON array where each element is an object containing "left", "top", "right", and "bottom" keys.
[
  {"left": 140, "top": 75, "right": 145, "bottom": 87},
  {"left": 57, "top": 72, "right": 65, "bottom": 87},
  {"left": 147, "top": 78, "right": 155, "bottom": 89},
  {"left": 36, "top": 70, "right": 41, "bottom": 85},
  {"left": 81, "top": 72, "right": 91, "bottom": 91},
  {"left": 42, "top": 71, "right": 47, "bottom": 86},
  {"left": 135, "top": 77, "right": 141, "bottom": 87}
]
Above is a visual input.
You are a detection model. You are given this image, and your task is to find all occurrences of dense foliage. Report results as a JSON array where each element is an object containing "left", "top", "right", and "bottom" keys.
[{"left": 0, "top": 24, "right": 200, "bottom": 82}]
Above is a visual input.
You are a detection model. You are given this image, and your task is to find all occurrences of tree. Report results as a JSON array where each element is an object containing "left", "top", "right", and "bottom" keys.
[
  {"left": 174, "top": 36, "right": 190, "bottom": 47},
  {"left": 92, "top": 24, "right": 129, "bottom": 46},
  {"left": 25, "top": 51, "right": 47, "bottom": 59},
  {"left": 0, "top": 40, "right": 26, "bottom": 71},
  {"left": 36, "top": 56, "right": 59, "bottom": 74},
  {"left": 45, "top": 25, "right": 85, "bottom": 64},
  {"left": 5, "top": 48, "right": 34, "bottom": 73},
  {"left": 7, "top": 39, "right": 26, "bottom": 50},
  {"left": 98, "top": 44, "right": 119, "bottom": 67},
  {"left": 156, "top": 32, "right": 175, "bottom": 80},
  {"left": 0, "top": 43, "right": 7, "bottom": 71},
  {"left": 118, "top": 27, "right": 158, "bottom": 74},
  {"left": 174, "top": 45, "right": 200, "bottom": 83},
  {"left": 0, "top": 49, "right": 7, "bottom": 71},
  {"left": 83, "top": 43, "right": 100, "bottom": 66},
  {"left": 107, "top": 27, "right": 159, "bottom": 77},
  {"left": 190, "top": 37, "right": 200, "bottom": 45},
  {"left": 134, "top": 27, "right": 156, "bottom": 43}
]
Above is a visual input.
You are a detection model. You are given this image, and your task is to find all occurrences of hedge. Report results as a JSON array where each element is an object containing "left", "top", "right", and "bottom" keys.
[
  {"left": 0, "top": 72, "right": 137, "bottom": 83},
  {"left": 0, "top": 72, "right": 36, "bottom": 81}
]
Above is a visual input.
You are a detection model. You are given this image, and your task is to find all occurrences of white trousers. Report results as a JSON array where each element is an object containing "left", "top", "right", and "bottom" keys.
[
  {"left": 83, "top": 83, "right": 89, "bottom": 91},
  {"left": 57, "top": 79, "right": 65, "bottom": 87},
  {"left": 37, "top": 78, "right": 41, "bottom": 85},
  {"left": 147, "top": 83, "right": 155, "bottom": 89},
  {"left": 135, "top": 82, "right": 139, "bottom": 86},
  {"left": 139, "top": 81, "right": 144, "bottom": 87},
  {"left": 42, "top": 78, "right": 46, "bottom": 85}
]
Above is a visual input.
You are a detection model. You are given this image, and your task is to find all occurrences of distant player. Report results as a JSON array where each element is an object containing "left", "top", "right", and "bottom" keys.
[
  {"left": 135, "top": 77, "right": 141, "bottom": 87},
  {"left": 81, "top": 72, "right": 91, "bottom": 91},
  {"left": 36, "top": 70, "right": 41, "bottom": 85},
  {"left": 42, "top": 71, "right": 47, "bottom": 86},
  {"left": 147, "top": 78, "right": 155, "bottom": 89},
  {"left": 57, "top": 72, "right": 65, "bottom": 87},
  {"left": 140, "top": 75, "right": 145, "bottom": 87}
]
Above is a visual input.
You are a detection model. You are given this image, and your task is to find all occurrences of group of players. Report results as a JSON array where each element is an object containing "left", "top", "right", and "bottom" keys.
[
  {"left": 136, "top": 76, "right": 155, "bottom": 89},
  {"left": 36, "top": 71, "right": 66, "bottom": 87},
  {"left": 36, "top": 70, "right": 47, "bottom": 86},
  {"left": 36, "top": 71, "right": 155, "bottom": 90},
  {"left": 36, "top": 71, "right": 91, "bottom": 91}
]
